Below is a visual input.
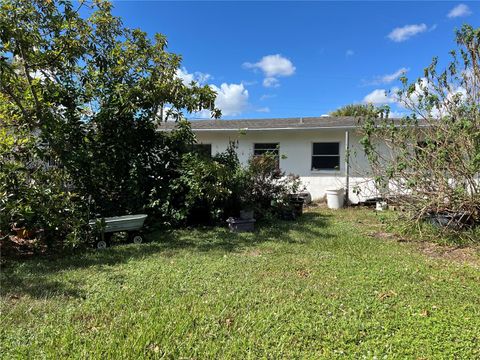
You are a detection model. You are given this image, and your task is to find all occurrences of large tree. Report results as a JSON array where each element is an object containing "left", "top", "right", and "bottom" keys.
[{"left": 0, "top": 0, "right": 219, "bottom": 242}]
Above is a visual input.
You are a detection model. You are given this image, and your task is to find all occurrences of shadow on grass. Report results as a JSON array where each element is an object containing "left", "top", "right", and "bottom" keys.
[{"left": 0, "top": 211, "right": 333, "bottom": 299}]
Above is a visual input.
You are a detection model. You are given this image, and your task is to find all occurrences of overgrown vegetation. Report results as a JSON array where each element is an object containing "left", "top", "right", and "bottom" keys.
[
  {"left": 160, "top": 142, "right": 302, "bottom": 226},
  {"left": 0, "top": 0, "right": 304, "bottom": 247},
  {"left": 0, "top": 0, "right": 218, "bottom": 248},
  {"left": 0, "top": 1, "right": 301, "bottom": 252},
  {"left": 0, "top": 118, "right": 88, "bottom": 249},
  {"left": 357, "top": 25, "right": 480, "bottom": 242}
]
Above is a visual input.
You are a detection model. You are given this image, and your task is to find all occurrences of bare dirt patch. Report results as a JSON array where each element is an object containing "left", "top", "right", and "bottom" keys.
[
  {"left": 416, "top": 242, "right": 480, "bottom": 268},
  {"left": 369, "top": 231, "right": 480, "bottom": 268}
]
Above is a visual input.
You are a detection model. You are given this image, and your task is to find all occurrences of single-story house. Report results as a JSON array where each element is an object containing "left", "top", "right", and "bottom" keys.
[{"left": 160, "top": 116, "right": 389, "bottom": 203}]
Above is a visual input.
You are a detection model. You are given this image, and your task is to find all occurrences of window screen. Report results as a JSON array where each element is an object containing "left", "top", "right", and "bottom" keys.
[
  {"left": 311, "top": 142, "right": 340, "bottom": 170},
  {"left": 253, "top": 143, "right": 279, "bottom": 157}
]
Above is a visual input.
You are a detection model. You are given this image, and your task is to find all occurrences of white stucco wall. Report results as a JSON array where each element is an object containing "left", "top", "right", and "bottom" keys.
[{"left": 195, "top": 129, "right": 380, "bottom": 203}]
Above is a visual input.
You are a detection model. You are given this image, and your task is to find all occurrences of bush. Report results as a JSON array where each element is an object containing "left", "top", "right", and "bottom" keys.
[
  {"left": 150, "top": 143, "right": 303, "bottom": 226},
  {"left": 0, "top": 0, "right": 218, "bottom": 251},
  {"left": 165, "top": 155, "right": 240, "bottom": 225},
  {"left": 0, "top": 127, "right": 88, "bottom": 250},
  {"left": 243, "top": 154, "right": 303, "bottom": 220},
  {"left": 357, "top": 25, "right": 479, "bottom": 242},
  {"left": 152, "top": 141, "right": 243, "bottom": 226}
]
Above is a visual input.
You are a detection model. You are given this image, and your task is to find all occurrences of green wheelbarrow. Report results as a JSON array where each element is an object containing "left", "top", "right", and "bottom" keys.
[{"left": 89, "top": 214, "right": 148, "bottom": 249}]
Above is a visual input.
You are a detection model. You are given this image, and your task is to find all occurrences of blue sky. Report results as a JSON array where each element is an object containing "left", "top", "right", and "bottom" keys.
[{"left": 109, "top": 1, "right": 479, "bottom": 119}]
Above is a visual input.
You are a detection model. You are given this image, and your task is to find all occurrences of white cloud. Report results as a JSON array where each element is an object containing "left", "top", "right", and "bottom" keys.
[
  {"left": 363, "top": 89, "right": 397, "bottom": 105},
  {"left": 263, "top": 77, "right": 280, "bottom": 88},
  {"left": 396, "top": 77, "right": 432, "bottom": 107},
  {"left": 362, "top": 76, "right": 468, "bottom": 118},
  {"left": 381, "top": 67, "right": 409, "bottom": 84},
  {"left": 257, "top": 107, "right": 270, "bottom": 113},
  {"left": 157, "top": 106, "right": 185, "bottom": 122},
  {"left": 176, "top": 68, "right": 194, "bottom": 85},
  {"left": 361, "top": 89, "right": 409, "bottom": 117},
  {"left": 190, "top": 109, "right": 212, "bottom": 119},
  {"left": 387, "top": 24, "right": 428, "bottom": 42},
  {"left": 366, "top": 67, "right": 409, "bottom": 85},
  {"left": 193, "top": 82, "right": 250, "bottom": 118},
  {"left": 195, "top": 72, "right": 212, "bottom": 84},
  {"left": 176, "top": 67, "right": 211, "bottom": 86},
  {"left": 260, "top": 94, "right": 276, "bottom": 101},
  {"left": 430, "top": 85, "right": 467, "bottom": 117},
  {"left": 174, "top": 67, "right": 251, "bottom": 118},
  {"left": 345, "top": 49, "right": 354, "bottom": 57},
  {"left": 241, "top": 80, "right": 258, "bottom": 86},
  {"left": 210, "top": 83, "right": 249, "bottom": 117},
  {"left": 243, "top": 54, "right": 295, "bottom": 88},
  {"left": 448, "top": 4, "right": 472, "bottom": 18},
  {"left": 447, "top": 86, "right": 467, "bottom": 102},
  {"left": 244, "top": 54, "right": 295, "bottom": 77}
]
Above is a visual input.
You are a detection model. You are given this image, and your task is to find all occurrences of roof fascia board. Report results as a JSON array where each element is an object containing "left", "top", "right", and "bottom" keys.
[
  {"left": 191, "top": 126, "right": 356, "bottom": 132},
  {"left": 157, "top": 124, "right": 429, "bottom": 132}
]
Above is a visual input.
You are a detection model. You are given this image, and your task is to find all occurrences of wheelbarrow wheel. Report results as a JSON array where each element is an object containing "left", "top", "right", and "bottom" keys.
[
  {"left": 131, "top": 233, "right": 144, "bottom": 244},
  {"left": 96, "top": 239, "right": 108, "bottom": 249},
  {"left": 95, "top": 233, "right": 111, "bottom": 249}
]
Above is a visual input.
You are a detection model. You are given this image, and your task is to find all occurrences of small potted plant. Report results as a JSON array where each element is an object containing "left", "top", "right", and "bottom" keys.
[
  {"left": 288, "top": 194, "right": 305, "bottom": 217},
  {"left": 226, "top": 190, "right": 256, "bottom": 233}
]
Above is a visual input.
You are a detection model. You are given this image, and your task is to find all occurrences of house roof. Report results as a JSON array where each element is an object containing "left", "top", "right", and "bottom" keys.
[{"left": 157, "top": 116, "right": 405, "bottom": 132}]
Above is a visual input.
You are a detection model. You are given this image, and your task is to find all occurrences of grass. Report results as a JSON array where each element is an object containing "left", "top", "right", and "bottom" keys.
[{"left": 1, "top": 208, "right": 479, "bottom": 359}]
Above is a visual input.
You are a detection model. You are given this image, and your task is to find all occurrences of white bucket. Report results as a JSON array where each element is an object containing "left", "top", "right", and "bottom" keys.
[
  {"left": 326, "top": 188, "right": 345, "bottom": 209},
  {"left": 376, "top": 201, "right": 388, "bottom": 211}
]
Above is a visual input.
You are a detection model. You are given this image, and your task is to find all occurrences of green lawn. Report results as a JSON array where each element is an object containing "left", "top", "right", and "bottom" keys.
[{"left": 1, "top": 209, "right": 479, "bottom": 359}]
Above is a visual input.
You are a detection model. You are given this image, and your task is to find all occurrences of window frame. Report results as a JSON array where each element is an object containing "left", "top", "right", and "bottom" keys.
[
  {"left": 253, "top": 143, "right": 280, "bottom": 157},
  {"left": 253, "top": 143, "right": 280, "bottom": 168},
  {"left": 311, "top": 141, "right": 341, "bottom": 172}
]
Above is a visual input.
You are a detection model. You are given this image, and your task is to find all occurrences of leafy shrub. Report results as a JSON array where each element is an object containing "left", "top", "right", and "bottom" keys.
[
  {"left": 0, "top": 126, "right": 88, "bottom": 250},
  {"left": 242, "top": 153, "right": 303, "bottom": 220},
  {"left": 148, "top": 143, "right": 303, "bottom": 226},
  {"left": 152, "top": 141, "right": 245, "bottom": 226}
]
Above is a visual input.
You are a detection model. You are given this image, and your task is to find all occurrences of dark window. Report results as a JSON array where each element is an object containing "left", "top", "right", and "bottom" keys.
[
  {"left": 312, "top": 142, "right": 340, "bottom": 170},
  {"left": 253, "top": 143, "right": 279, "bottom": 157},
  {"left": 253, "top": 143, "right": 280, "bottom": 168},
  {"left": 193, "top": 143, "right": 212, "bottom": 157}
]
